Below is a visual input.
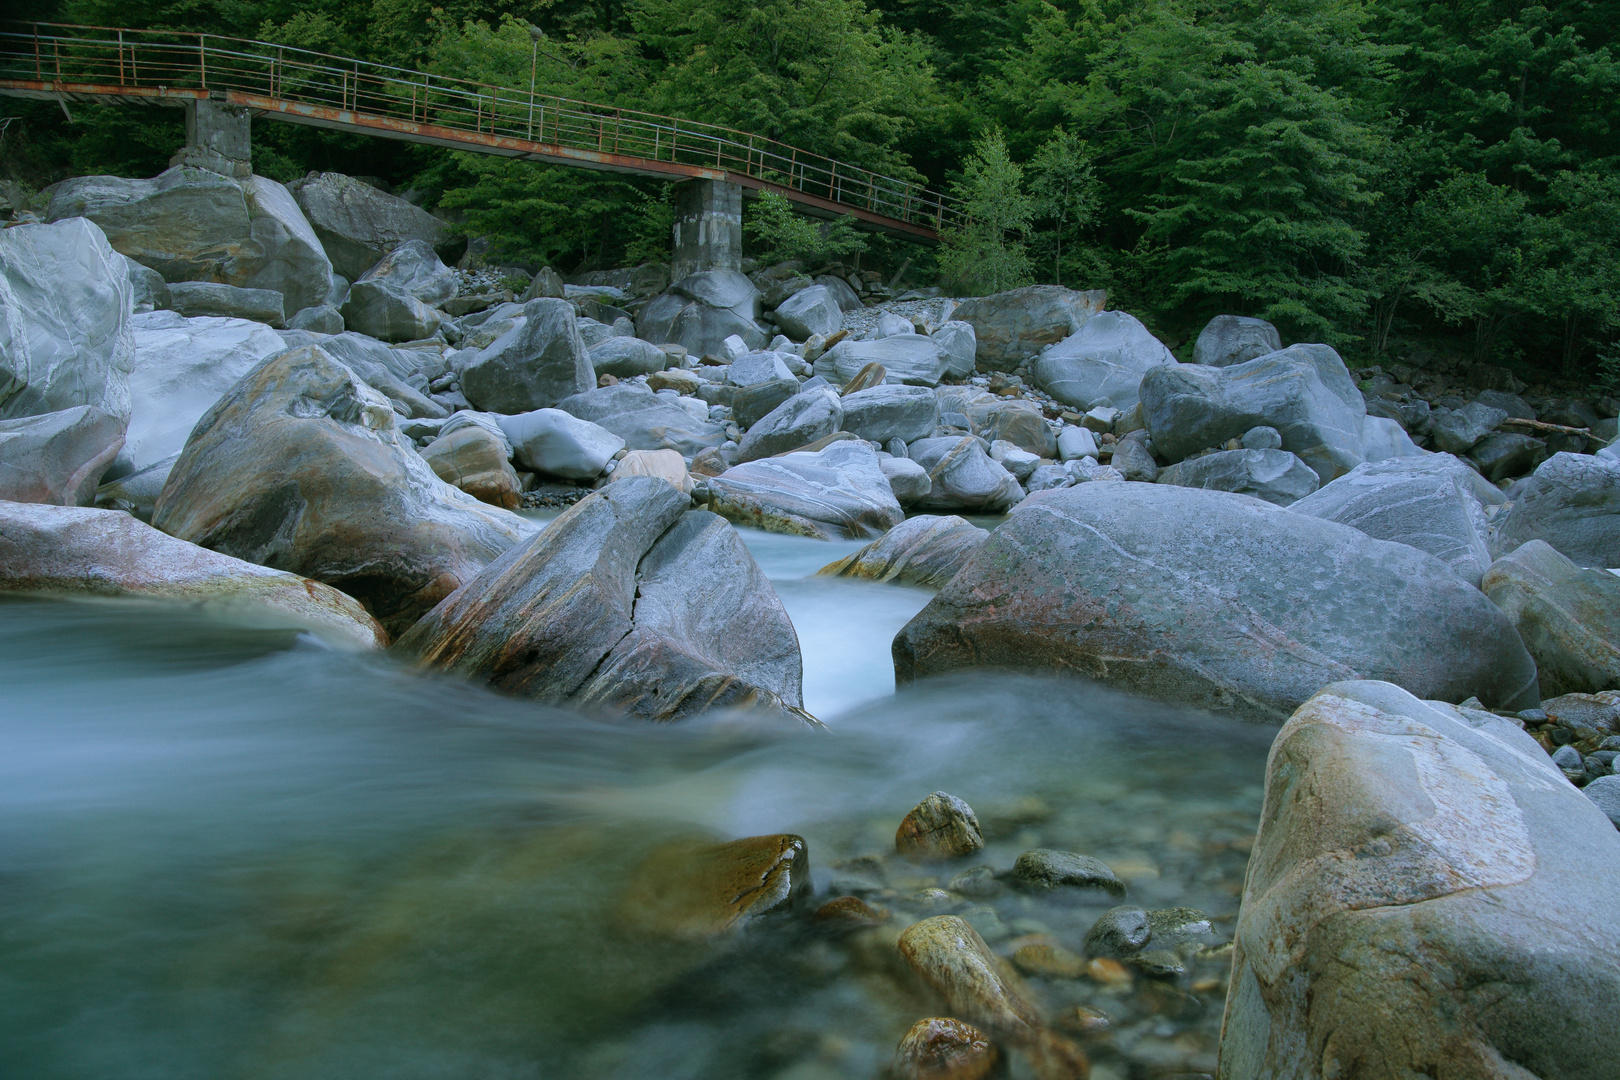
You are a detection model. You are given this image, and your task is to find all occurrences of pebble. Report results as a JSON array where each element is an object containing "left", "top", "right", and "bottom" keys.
[
  {"left": 1086, "top": 957, "right": 1133, "bottom": 986},
  {"left": 1085, "top": 906, "right": 1152, "bottom": 958},
  {"left": 814, "top": 895, "right": 888, "bottom": 928},
  {"left": 1056, "top": 1004, "right": 1112, "bottom": 1035},
  {"left": 947, "top": 866, "right": 1003, "bottom": 899},
  {"left": 890, "top": 1017, "right": 997, "bottom": 1080},
  {"left": 1131, "top": 948, "right": 1188, "bottom": 977},
  {"left": 896, "top": 916, "right": 1043, "bottom": 1038},
  {"left": 913, "top": 888, "right": 957, "bottom": 909},
  {"left": 1012, "top": 943, "right": 1088, "bottom": 979},
  {"left": 896, "top": 792, "right": 985, "bottom": 858},
  {"left": 1011, "top": 849, "right": 1127, "bottom": 898}
]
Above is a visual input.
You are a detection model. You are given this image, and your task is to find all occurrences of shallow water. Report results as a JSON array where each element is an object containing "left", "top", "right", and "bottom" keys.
[{"left": 0, "top": 525, "right": 1270, "bottom": 1080}]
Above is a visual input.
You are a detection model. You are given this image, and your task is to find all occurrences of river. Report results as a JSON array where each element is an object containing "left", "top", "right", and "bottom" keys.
[{"left": 0, "top": 523, "right": 1272, "bottom": 1079}]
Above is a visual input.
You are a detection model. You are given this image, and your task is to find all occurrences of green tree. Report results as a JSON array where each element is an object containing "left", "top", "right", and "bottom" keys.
[
  {"left": 938, "top": 130, "right": 1033, "bottom": 295},
  {"left": 1026, "top": 126, "right": 1099, "bottom": 286},
  {"left": 744, "top": 190, "right": 867, "bottom": 266}
]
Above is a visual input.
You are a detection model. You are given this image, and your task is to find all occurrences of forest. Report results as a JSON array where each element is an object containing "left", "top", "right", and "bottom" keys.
[{"left": 1, "top": 0, "right": 1616, "bottom": 386}]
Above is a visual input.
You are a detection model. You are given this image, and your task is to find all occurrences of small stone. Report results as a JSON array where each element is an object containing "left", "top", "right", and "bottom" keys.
[
  {"left": 1240, "top": 425, "right": 1283, "bottom": 450},
  {"left": 1055, "top": 1005, "right": 1111, "bottom": 1035},
  {"left": 890, "top": 1017, "right": 997, "bottom": 1080},
  {"left": 947, "top": 866, "right": 1003, "bottom": 899},
  {"left": 1519, "top": 708, "right": 1550, "bottom": 724},
  {"left": 1131, "top": 948, "right": 1187, "bottom": 977},
  {"left": 1190, "top": 977, "right": 1224, "bottom": 995},
  {"left": 1011, "top": 850, "right": 1126, "bottom": 898},
  {"left": 1145, "top": 907, "right": 1217, "bottom": 952},
  {"left": 597, "top": 373, "right": 618, "bottom": 387},
  {"left": 959, "top": 905, "right": 1010, "bottom": 942},
  {"left": 914, "top": 887, "right": 957, "bottom": 909},
  {"left": 814, "top": 895, "right": 888, "bottom": 928},
  {"left": 897, "top": 792, "right": 986, "bottom": 858},
  {"left": 842, "top": 361, "right": 887, "bottom": 393},
  {"left": 897, "top": 915, "right": 1044, "bottom": 1038},
  {"left": 1085, "top": 957, "right": 1133, "bottom": 986},
  {"left": 1084, "top": 906, "right": 1152, "bottom": 958},
  {"left": 1012, "top": 943, "right": 1088, "bottom": 979}
]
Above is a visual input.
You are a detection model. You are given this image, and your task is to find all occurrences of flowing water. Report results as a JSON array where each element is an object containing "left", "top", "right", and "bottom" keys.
[{"left": 0, "top": 524, "right": 1273, "bottom": 1080}]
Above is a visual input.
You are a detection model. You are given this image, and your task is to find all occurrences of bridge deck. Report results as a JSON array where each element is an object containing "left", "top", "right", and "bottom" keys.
[{"left": 0, "top": 22, "right": 956, "bottom": 242}]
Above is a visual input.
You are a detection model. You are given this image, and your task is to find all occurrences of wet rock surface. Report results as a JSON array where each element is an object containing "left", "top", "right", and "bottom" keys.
[
  {"left": 897, "top": 792, "right": 986, "bottom": 858},
  {"left": 817, "top": 514, "right": 988, "bottom": 589}
]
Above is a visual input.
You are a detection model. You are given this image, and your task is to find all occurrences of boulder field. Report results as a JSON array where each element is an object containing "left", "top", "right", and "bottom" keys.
[{"left": 2, "top": 166, "right": 1619, "bottom": 1080}]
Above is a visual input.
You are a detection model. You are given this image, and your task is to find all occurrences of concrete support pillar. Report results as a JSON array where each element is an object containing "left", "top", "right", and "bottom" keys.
[
  {"left": 670, "top": 179, "right": 743, "bottom": 279},
  {"left": 170, "top": 98, "right": 253, "bottom": 179}
]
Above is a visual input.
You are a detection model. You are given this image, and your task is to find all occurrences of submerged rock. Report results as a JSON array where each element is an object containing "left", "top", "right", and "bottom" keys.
[
  {"left": 152, "top": 345, "right": 531, "bottom": 636},
  {"left": 1483, "top": 540, "right": 1620, "bottom": 697},
  {"left": 893, "top": 483, "right": 1540, "bottom": 720},
  {"left": 1219, "top": 680, "right": 1620, "bottom": 1080},
  {"left": 0, "top": 502, "right": 385, "bottom": 649},
  {"left": 396, "top": 478, "right": 807, "bottom": 722},
  {"left": 896, "top": 792, "right": 985, "bottom": 858},
  {"left": 702, "top": 440, "right": 903, "bottom": 540},
  {"left": 1084, "top": 906, "right": 1152, "bottom": 958},
  {"left": 1011, "top": 850, "right": 1126, "bottom": 898},
  {"left": 817, "top": 514, "right": 988, "bottom": 589},
  {"left": 897, "top": 916, "right": 1043, "bottom": 1039},
  {"left": 619, "top": 833, "right": 811, "bottom": 940},
  {"left": 891, "top": 1018, "right": 997, "bottom": 1080}
]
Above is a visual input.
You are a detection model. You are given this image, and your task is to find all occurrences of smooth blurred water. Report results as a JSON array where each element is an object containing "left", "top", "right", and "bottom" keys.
[{"left": 0, "top": 525, "right": 1271, "bottom": 1080}]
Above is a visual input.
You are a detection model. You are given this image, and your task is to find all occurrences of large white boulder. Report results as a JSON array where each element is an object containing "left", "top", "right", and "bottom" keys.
[
  {"left": 1031, "top": 309, "right": 1175, "bottom": 412},
  {"left": 288, "top": 172, "right": 454, "bottom": 281},
  {"left": 1494, "top": 453, "right": 1620, "bottom": 569}
]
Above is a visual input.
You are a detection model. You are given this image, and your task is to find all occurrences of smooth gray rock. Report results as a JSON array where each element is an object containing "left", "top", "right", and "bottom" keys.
[
  {"left": 638, "top": 270, "right": 766, "bottom": 357},
  {"left": 731, "top": 377, "right": 800, "bottom": 429},
  {"left": 1219, "top": 680, "right": 1620, "bottom": 1078},
  {"left": 772, "top": 284, "right": 843, "bottom": 340},
  {"left": 46, "top": 167, "right": 332, "bottom": 313},
  {"left": 817, "top": 514, "right": 988, "bottom": 589},
  {"left": 727, "top": 351, "right": 796, "bottom": 386},
  {"left": 286, "top": 304, "right": 344, "bottom": 334},
  {"left": 120, "top": 253, "right": 170, "bottom": 312},
  {"left": 670, "top": 269, "right": 757, "bottom": 310},
  {"left": 1469, "top": 431, "right": 1547, "bottom": 482},
  {"left": 1158, "top": 449, "right": 1320, "bottom": 506},
  {"left": 1084, "top": 906, "right": 1152, "bottom": 958},
  {"left": 1431, "top": 401, "right": 1508, "bottom": 454},
  {"left": 1494, "top": 453, "right": 1620, "bottom": 568},
  {"left": 1586, "top": 775, "right": 1620, "bottom": 827},
  {"left": 521, "top": 266, "right": 565, "bottom": 301},
  {"left": 0, "top": 217, "right": 134, "bottom": 423},
  {"left": 556, "top": 383, "right": 726, "bottom": 457},
  {"left": 878, "top": 455, "right": 933, "bottom": 506},
  {"left": 1193, "top": 315, "right": 1281, "bottom": 368},
  {"left": 353, "top": 238, "right": 456, "bottom": 306},
  {"left": 875, "top": 312, "right": 914, "bottom": 338},
  {"left": 840, "top": 385, "right": 939, "bottom": 444},
  {"left": 0, "top": 406, "right": 125, "bottom": 505},
  {"left": 1031, "top": 309, "right": 1176, "bottom": 411},
  {"left": 1111, "top": 430, "right": 1159, "bottom": 482},
  {"left": 1361, "top": 413, "right": 1427, "bottom": 462},
  {"left": 907, "top": 436, "right": 1025, "bottom": 512},
  {"left": 702, "top": 439, "right": 904, "bottom": 540},
  {"left": 964, "top": 396, "right": 1055, "bottom": 458},
  {"left": 893, "top": 483, "right": 1541, "bottom": 720},
  {"left": 152, "top": 345, "right": 533, "bottom": 636},
  {"left": 1057, "top": 425, "right": 1099, "bottom": 462},
  {"left": 496, "top": 407, "right": 624, "bottom": 480},
  {"left": 316, "top": 332, "right": 448, "bottom": 418},
  {"left": 930, "top": 321, "right": 977, "bottom": 379},
  {"left": 815, "top": 336, "right": 950, "bottom": 387},
  {"left": 588, "top": 335, "right": 669, "bottom": 378},
  {"left": 288, "top": 172, "right": 453, "bottom": 281},
  {"left": 737, "top": 386, "right": 843, "bottom": 463},
  {"left": 952, "top": 285, "right": 1107, "bottom": 371},
  {"left": 813, "top": 274, "right": 863, "bottom": 312},
  {"left": 459, "top": 298, "right": 594, "bottom": 413},
  {"left": 989, "top": 440, "right": 1040, "bottom": 482},
  {"left": 1482, "top": 540, "right": 1620, "bottom": 697},
  {"left": 1140, "top": 343, "right": 1368, "bottom": 484},
  {"left": 1010, "top": 850, "right": 1125, "bottom": 897},
  {"left": 1476, "top": 390, "right": 1537, "bottom": 420},
  {"left": 396, "top": 479, "right": 807, "bottom": 721},
  {"left": 1290, "top": 456, "right": 1498, "bottom": 586},
  {"left": 109, "top": 311, "right": 290, "bottom": 489},
  {"left": 166, "top": 281, "right": 285, "bottom": 326},
  {"left": 340, "top": 279, "right": 442, "bottom": 342},
  {"left": 1241, "top": 425, "right": 1282, "bottom": 450}
]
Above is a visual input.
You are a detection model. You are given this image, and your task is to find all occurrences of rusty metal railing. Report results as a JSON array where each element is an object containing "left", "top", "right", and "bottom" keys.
[{"left": 0, "top": 22, "right": 960, "bottom": 240}]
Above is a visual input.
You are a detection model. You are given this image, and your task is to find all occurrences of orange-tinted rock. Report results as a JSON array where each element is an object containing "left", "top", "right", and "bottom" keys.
[
  {"left": 896, "top": 792, "right": 984, "bottom": 859},
  {"left": 1012, "top": 943, "right": 1087, "bottom": 979},
  {"left": 620, "top": 833, "right": 810, "bottom": 940},
  {"left": 420, "top": 424, "right": 522, "bottom": 509},
  {"left": 890, "top": 1017, "right": 997, "bottom": 1080},
  {"left": 814, "top": 895, "right": 889, "bottom": 928},
  {"left": 1085, "top": 957, "right": 1132, "bottom": 986},
  {"left": 897, "top": 915, "right": 1042, "bottom": 1040}
]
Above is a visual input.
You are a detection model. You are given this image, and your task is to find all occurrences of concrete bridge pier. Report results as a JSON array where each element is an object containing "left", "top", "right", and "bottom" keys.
[
  {"left": 171, "top": 98, "right": 253, "bottom": 178},
  {"left": 670, "top": 178, "right": 742, "bottom": 279}
]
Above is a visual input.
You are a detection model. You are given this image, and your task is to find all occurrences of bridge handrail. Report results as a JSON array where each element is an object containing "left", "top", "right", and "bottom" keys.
[{"left": 0, "top": 21, "right": 964, "bottom": 233}]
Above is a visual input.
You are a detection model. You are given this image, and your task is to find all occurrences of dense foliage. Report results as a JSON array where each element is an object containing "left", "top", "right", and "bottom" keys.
[{"left": 2, "top": 0, "right": 1616, "bottom": 382}]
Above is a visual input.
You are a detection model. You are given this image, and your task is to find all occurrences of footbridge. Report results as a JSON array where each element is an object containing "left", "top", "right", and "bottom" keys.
[{"left": 0, "top": 22, "right": 959, "bottom": 273}]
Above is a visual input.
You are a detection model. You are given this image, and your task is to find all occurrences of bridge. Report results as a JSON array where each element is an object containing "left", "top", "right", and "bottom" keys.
[{"left": 0, "top": 22, "right": 960, "bottom": 274}]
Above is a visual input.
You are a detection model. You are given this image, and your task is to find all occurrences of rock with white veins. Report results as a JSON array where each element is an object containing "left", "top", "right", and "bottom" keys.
[
  {"left": 0, "top": 501, "right": 385, "bottom": 649},
  {"left": 1219, "top": 679, "right": 1620, "bottom": 1080},
  {"left": 817, "top": 514, "right": 988, "bottom": 589},
  {"left": 702, "top": 440, "right": 904, "bottom": 540}
]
